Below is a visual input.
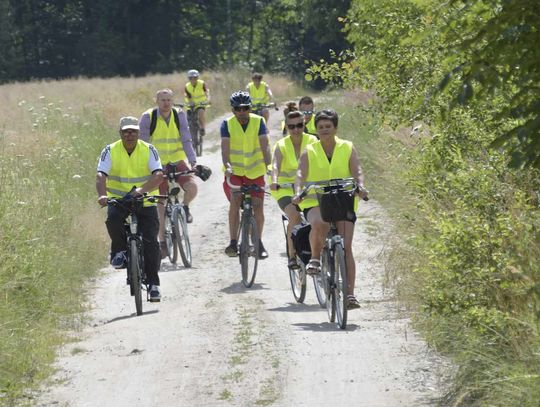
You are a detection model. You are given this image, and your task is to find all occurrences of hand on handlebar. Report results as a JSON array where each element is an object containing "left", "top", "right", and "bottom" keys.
[
  {"left": 225, "top": 163, "right": 234, "bottom": 176},
  {"left": 269, "top": 182, "right": 279, "bottom": 191},
  {"left": 357, "top": 185, "right": 369, "bottom": 201}
]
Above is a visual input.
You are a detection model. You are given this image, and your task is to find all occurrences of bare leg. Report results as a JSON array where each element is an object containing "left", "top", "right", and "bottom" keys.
[
  {"left": 252, "top": 196, "right": 264, "bottom": 239},
  {"left": 284, "top": 203, "right": 302, "bottom": 258},
  {"left": 181, "top": 179, "right": 197, "bottom": 206},
  {"left": 307, "top": 207, "right": 330, "bottom": 260},
  {"left": 229, "top": 194, "right": 241, "bottom": 241}
]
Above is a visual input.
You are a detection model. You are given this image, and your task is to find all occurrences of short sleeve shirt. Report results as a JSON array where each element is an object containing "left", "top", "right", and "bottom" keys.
[
  {"left": 220, "top": 118, "right": 268, "bottom": 138},
  {"left": 97, "top": 143, "right": 162, "bottom": 175}
]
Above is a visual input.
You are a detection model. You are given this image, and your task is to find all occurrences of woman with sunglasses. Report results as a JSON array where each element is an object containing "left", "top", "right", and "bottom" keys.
[
  {"left": 269, "top": 109, "right": 318, "bottom": 269},
  {"left": 292, "top": 109, "right": 368, "bottom": 310}
]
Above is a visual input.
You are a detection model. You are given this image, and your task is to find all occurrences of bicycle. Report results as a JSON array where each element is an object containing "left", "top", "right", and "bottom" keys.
[
  {"left": 252, "top": 102, "right": 278, "bottom": 117},
  {"left": 186, "top": 101, "right": 210, "bottom": 157},
  {"left": 297, "top": 178, "right": 368, "bottom": 329},
  {"left": 225, "top": 175, "right": 265, "bottom": 288},
  {"left": 107, "top": 193, "right": 165, "bottom": 316}
]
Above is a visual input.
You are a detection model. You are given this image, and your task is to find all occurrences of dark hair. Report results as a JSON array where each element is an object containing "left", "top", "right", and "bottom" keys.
[
  {"left": 299, "top": 96, "right": 314, "bottom": 106},
  {"left": 252, "top": 72, "right": 263, "bottom": 80},
  {"left": 283, "top": 101, "right": 298, "bottom": 117},
  {"left": 314, "top": 109, "right": 338, "bottom": 128},
  {"left": 286, "top": 111, "right": 303, "bottom": 121}
]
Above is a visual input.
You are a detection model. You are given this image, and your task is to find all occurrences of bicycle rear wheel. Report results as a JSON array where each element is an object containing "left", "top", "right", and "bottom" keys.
[
  {"left": 333, "top": 242, "right": 348, "bottom": 329},
  {"left": 289, "top": 260, "right": 306, "bottom": 303},
  {"left": 240, "top": 215, "right": 259, "bottom": 287},
  {"left": 173, "top": 206, "right": 192, "bottom": 268},
  {"left": 313, "top": 249, "right": 328, "bottom": 308},
  {"left": 129, "top": 239, "right": 143, "bottom": 316},
  {"left": 165, "top": 205, "right": 178, "bottom": 264}
]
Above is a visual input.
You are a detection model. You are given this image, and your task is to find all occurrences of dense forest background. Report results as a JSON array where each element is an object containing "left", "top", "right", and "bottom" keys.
[{"left": 0, "top": 0, "right": 349, "bottom": 82}]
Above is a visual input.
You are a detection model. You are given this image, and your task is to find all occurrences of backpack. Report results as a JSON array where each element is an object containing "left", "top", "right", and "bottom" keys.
[
  {"left": 149, "top": 107, "right": 180, "bottom": 137},
  {"left": 291, "top": 223, "right": 312, "bottom": 265}
]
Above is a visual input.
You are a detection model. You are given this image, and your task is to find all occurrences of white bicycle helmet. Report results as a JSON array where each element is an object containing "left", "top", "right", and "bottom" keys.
[{"left": 187, "top": 69, "right": 199, "bottom": 78}]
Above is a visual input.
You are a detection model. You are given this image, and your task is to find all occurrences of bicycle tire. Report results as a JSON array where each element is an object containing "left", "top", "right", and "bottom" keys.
[
  {"left": 173, "top": 206, "right": 192, "bottom": 268},
  {"left": 289, "top": 261, "right": 307, "bottom": 303},
  {"left": 333, "top": 242, "right": 348, "bottom": 329},
  {"left": 129, "top": 239, "right": 143, "bottom": 316},
  {"left": 165, "top": 205, "right": 178, "bottom": 264},
  {"left": 240, "top": 215, "right": 259, "bottom": 287},
  {"left": 324, "top": 248, "right": 336, "bottom": 323},
  {"left": 189, "top": 111, "right": 202, "bottom": 157},
  {"left": 196, "top": 129, "right": 203, "bottom": 156}
]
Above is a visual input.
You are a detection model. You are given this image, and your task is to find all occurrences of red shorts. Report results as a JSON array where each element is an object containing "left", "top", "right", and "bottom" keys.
[
  {"left": 223, "top": 175, "right": 265, "bottom": 201},
  {"left": 159, "top": 161, "right": 194, "bottom": 195}
]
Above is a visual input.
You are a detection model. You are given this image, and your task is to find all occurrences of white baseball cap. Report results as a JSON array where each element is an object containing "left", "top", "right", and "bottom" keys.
[{"left": 119, "top": 116, "right": 140, "bottom": 131}]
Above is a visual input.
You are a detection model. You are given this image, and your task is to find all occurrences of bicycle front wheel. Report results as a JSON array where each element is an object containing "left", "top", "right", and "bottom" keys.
[
  {"left": 165, "top": 206, "right": 178, "bottom": 264},
  {"left": 173, "top": 206, "right": 192, "bottom": 268},
  {"left": 129, "top": 239, "right": 143, "bottom": 316},
  {"left": 196, "top": 129, "right": 203, "bottom": 156},
  {"left": 240, "top": 215, "right": 259, "bottom": 287},
  {"left": 323, "top": 248, "right": 336, "bottom": 323},
  {"left": 333, "top": 242, "right": 348, "bottom": 329},
  {"left": 289, "top": 260, "right": 306, "bottom": 303}
]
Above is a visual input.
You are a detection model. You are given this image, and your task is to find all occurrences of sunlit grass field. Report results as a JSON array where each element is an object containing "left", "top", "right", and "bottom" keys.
[{"left": 0, "top": 70, "right": 306, "bottom": 402}]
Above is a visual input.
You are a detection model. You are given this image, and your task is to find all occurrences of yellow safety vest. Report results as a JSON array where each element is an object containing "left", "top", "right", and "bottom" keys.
[
  {"left": 271, "top": 133, "right": 318, "bottom": 201},
  {"left": 300, "top": 137, "right": 355, "bottom": 210},
  {"left": 305, "top": 116, "right": 317, "bottom": 135},
  {"left": 247, "top": 81, "right": 269, "bottom": 105},
  {"left": 227, "top": 114, "right": 266, "bottom": 178},
  {"left": 107, "top": 140, "right": 158, "bottom": 207},
  {"left": 184, "top": 79, "right": 208, "bottom": 105},
  {"left": 145, "top": 107, "right": 186, "bottom": 164}
]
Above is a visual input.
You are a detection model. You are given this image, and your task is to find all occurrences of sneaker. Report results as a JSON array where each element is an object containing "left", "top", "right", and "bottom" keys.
[
  {"left": 111, "top": 251, "right": 127, "bottom": 269},
  {"left": 258, "top": 241, "right": 268, "bottom": 259},
  {"left": 159, "top": 241, "right": 168, "bottom": 259},
  {"left": 183, "top": 205, "right": 193, "bottom": 223},
  {"left": 149, "top": 285, "right": 161, "bottom": 302},
  {"left": 225, "top": 241, "right": 238, "bottom": 257},
  {"left": 347, "top": 295, "right": 360, "bottom": 310}
]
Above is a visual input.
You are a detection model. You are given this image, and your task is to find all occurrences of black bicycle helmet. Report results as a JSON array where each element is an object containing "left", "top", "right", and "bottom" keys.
[{"left": 230, "top": 91, "right": 252, "bottom": 107}]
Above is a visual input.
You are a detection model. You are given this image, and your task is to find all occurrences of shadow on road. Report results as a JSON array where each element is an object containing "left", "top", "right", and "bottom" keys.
[
  {"left": 267, "top": 303, "right": 324, "bottom": 313},
  {"left": 104, "top": 309, "right": 159, "bottom": 325},
  {"left": 160, "top": 262, "right": 191, "bottom": 273},
  {"left": 219, "top": 282, "right": 269, "bottom": 294},
  {"left": 292, "top": 322, "right": 360, "bottom": 332}
]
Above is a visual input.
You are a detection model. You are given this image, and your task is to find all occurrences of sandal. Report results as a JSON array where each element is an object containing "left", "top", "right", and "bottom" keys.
[
  {"left": 306, "top": 259, "right": 321, "bottom": 275},
  {"left": 347, "top": 295, "right": 360, "bottom": 310},
  {"left": 288, "top": 258, "right": 301, "bottom": 270}
]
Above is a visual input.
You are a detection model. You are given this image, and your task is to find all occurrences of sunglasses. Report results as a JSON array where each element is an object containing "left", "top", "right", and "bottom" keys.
[
  {"left": 233, "top": 106, "right": 250, "bottom": 112},
  {"left": 302, "top": 110, "right": 314, "bottom": 115},
  {"left": 287, "top": 123, "right": 304, "bottom": 130}
]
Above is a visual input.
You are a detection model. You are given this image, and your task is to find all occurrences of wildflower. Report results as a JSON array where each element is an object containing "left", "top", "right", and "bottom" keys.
[{"left": 72, "top": 175, "right": 81, "bottom": 179}]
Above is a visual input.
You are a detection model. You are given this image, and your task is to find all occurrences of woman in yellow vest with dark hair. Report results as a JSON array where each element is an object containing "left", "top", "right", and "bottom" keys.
[
  {"left": 269, "top": 107, "right": 317, "bottom": 269},
  {"left": 292, "top": 109, "right": 368, "bottom": 309}
]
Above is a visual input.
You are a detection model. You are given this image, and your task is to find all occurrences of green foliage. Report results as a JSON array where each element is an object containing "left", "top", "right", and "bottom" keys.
[{"left": 307, "top": 0, "right": 540, "bottom": 404}]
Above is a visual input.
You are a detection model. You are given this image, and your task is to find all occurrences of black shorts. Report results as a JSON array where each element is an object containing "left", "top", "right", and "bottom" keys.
[{"left": 303, "top": 206, "right": 357, "bottom": 223}]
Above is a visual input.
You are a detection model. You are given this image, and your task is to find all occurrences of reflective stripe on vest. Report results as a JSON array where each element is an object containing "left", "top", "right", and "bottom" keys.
[
  {"left": 107, "top": 139, "right": 158, "bottom": 207},
  {"left": 146, "top": 107, "right": 186, "bottom": 164},
  {"left": 227, "top": 114, "right": 266, "bottom": 178},
  {"left": 184, "top": 79, "right": 207, "bottom": 105},
  {"left": 300, "top": 137, "right": 354, "bottom": 210},
  {"left": 270, "top": 133, "right": 318, "bottom": 201},
  {"left": 247, "top": 81, "right": 269, "bottom": 105}
]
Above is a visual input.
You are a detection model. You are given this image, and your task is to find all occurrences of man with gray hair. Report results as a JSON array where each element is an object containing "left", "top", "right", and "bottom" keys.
[{"left": 139, "top": 89, "right": 198, "bottom": 259}]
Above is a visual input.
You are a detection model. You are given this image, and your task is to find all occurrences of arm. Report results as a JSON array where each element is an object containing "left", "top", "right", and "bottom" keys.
[
  {"left": 259, "top": 134, "right": 271, "bottom": 168},
  {"left": 139, "top": 112, "right": 151, "bottom": 142},
  {"left": 270, "top": 147, "right": 282, "bottom": 188},
  {"left": 96, "top": 172, "right": 108, "bottom": 206},
  {"left": 292, "top": 150, "right": 309, "bottom": 204},
  {"left": 265, "top": 83, "right": 274, "bottom": 101},
  {"left": 349, "top": 147, "right": 367, "bottom": 199},
  {"left": 178, "top": 110, "right": 197, "bottom": 166},
  {"left": 136, "top": 170, "right": 163, "bottom": 196},
  {"left": 221, "top": 137, "right": 232, "bottom": 173},
  {"left": 203, "top": 82, "right": 211, "bottom": 103}
]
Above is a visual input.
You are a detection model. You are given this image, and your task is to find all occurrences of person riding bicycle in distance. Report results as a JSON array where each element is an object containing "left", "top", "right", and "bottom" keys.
[
  {"left": 96, "top": 116, "right": 163, "bottom": 301},
  {"left": 184, "top": 69, "right": 210, "bottom": 136},
  {"left": 269, "top": 107, "right": 317, "bottom": 269},
  {"left": 139, "top": 88, "right": 198, "bottom": 258},
  {"left": 221, "top": 91, "right": 271, "bottom": 259},
  {"left": 299, "top": 96, "right": 317, "bottom": 137},
  {"left": 246, "top": 72, "right": 274, "bottom": 124},
  {"left": 292, "top": 109, "right": 368, "bottom": 310}
]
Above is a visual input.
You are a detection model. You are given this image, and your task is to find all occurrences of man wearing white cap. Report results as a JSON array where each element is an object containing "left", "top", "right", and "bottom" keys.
[{"left": 96, "top": 116, "right": 164, "bottom": 302}]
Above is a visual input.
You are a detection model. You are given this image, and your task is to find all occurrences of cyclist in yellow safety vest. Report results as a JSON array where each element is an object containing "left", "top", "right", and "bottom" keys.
[
  {"left": 139, "top": 88, "right": 198, "bottom": 259},
  {"left": 221, "top": 91, "right": 271, "bottom": 259},
  {"left": 299, "top": 95, "right": 317, "bottom": 136},
  {"left": 246, "top": 72, "right": 274, "bottom": 124},
  {"left": 270, "top": 107, "right": 317, "bottom": 269},
  {"left": 96, "top": 116, "right": 164, "bottom": 302},
  {"left": 292, "top": 109, "right": 368, "bottom": 310},
  {"left": 184, "top": 69, "right": 210, "bottom": 136}
]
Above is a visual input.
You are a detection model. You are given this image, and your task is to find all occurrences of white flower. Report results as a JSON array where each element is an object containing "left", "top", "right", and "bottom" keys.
[{"left": 72, "top": 174, "right": 82, "bottom": 179}]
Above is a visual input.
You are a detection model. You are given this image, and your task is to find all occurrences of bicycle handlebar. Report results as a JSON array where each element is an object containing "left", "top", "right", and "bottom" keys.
[
  {"left": 297, "top": 178, "right": 369, "bottom": 201},
  {"left": 225, "top": 174, "right": 266, "bottom": 193}
]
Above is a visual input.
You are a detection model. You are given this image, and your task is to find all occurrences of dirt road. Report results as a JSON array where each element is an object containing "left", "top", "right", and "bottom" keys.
[{"left": 37, "top": 112, "right": 447, "bottom": 406}]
